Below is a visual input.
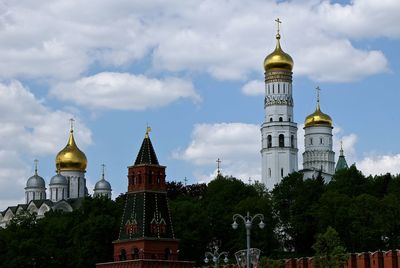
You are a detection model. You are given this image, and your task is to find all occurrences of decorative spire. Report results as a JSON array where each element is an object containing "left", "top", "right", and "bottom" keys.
[
  {"left": 34, "top": 159, "right": 38, "bottom": 175},
  {"left": 216, "top": 158, "right": 221, "bottom": 176},
  {"left": 340, "top": 141, "right": 344, "bottom": 156},
  {"left": 101, "top": 164, "right": 106, "bottom": 180},
  {"left": 134, "top": 128, "right": 159, "bottom": 165}
]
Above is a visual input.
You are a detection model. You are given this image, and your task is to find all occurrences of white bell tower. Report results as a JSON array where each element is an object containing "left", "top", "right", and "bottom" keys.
[{"left": 261, "top": 19, "right": 298, "bottom": 190}]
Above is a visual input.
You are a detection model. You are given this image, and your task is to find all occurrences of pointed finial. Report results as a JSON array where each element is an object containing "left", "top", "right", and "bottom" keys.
[
  {"left": 101, "top": 164, "right": 105, "bottom": 180},
  {"left": 275, "top": 18, "right": 282, "bottom": 39},
  {"left": 216, "top": 158, "right": 221, "bottom": 176},
  {"left": 145, "top": 125, "right": 152, "bottom": 138},
  {"left": 69, "top": 118, "right": 75, "bottom": 133},
  {"left": 340, "top": 141, "right": 344, "bottom": 156},
  {"left": 248, "top": 177, "right": 252, "bottom": 185},
  {"left": 34, "top": 159, "right": 38, "bottom": 175},
  {"left": 316, "top": 86, "right": 321, "bottom": 110}
]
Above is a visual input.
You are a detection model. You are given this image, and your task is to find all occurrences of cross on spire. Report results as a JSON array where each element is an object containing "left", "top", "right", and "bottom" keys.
[
  {"left": 34, "top": 159, "right": 38, "bottom": 175},
  {"left": 275, "top": 18, "right": 282, "bottom": 34},
  {"left": 184, "top": 177, "right": 187, "bottom": 186},
  {"left": 69, "top": 118, "right": 75, "bottom": 132},
  {"left": 316, "top": 86, "right": 321, "bottom": 109},
  {"left": 101, "top": 164, "right": 106, "bottom": 180},
  {"left": 216, "top": 158, "right": 221, "bottom": 176}
]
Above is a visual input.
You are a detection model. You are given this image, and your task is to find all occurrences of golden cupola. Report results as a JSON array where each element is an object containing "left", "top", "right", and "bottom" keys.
[
  {"left": 56, "top": 125, "right": 87, "bottom": 172},
  {"left": 264, "top": 31, "right": 294, "bottom": 72},
  {"left": 305, "top": 88, "right": 333, "bottom": 128}
]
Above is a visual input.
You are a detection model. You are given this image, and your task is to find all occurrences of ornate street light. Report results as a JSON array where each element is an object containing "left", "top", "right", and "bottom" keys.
[
  {"left": 232, "top": 212, "right": 265, "bottom": 268},
  {"left": 204, "top": 243, "right": 229, "bottom": 268}
]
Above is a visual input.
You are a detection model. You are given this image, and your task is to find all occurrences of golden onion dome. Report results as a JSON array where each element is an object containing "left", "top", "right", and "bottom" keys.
[
  {"left": 264, "top": 33, "right": 294, "bottom": 72},
  {"left": 305, "top": 103, "right": 333, "bottom": 128},
  {"left": 56, "top": 129, "right": 87, "bottom": 172}
]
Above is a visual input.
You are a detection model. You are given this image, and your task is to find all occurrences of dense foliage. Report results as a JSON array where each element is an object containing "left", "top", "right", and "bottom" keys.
[{"left": 2, "top": 166, "right": 400, "bottom": 267}]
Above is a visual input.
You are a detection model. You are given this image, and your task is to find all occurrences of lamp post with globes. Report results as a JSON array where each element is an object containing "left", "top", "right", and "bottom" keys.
[
  {"left": 204, "top": 244, "right": 229, "bottom": 268},
  {"left": 232, "top": 212, "right": 265, "bottom": 268}
]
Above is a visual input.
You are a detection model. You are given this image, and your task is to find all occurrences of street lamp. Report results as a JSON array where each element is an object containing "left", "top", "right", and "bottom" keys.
[
  {"left": 204, "top": 244, "right": 229, "bottom": 268},
  {"left": 232, "top": 211, "right": 265, "bottom": 268}
]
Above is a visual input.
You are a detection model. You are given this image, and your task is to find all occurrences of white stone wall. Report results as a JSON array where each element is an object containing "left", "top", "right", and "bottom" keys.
[
  {"left": 93, "top": 189, "right": 112, "bottom": 199},
  {"left": 60, "top": 170, "right": 86, "bottom": 199},
  {"left": 49, "top": 185, "right": 68, "bottom": 202},
  {"left": 25, "top": 187, "right": 46, "bottom": 203}
]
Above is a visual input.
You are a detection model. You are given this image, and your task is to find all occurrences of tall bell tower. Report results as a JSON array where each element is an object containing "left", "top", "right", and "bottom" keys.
[{"left": 261, "top": 19, "right": 298, "bottom": 190}]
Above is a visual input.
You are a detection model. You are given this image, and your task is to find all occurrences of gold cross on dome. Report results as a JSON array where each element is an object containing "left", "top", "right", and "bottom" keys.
[
  {"left": 275, "top": 18, "right": 282, "bottom": 34},
  {"left": 69, "top": 118, "right": 75, "bottom": 132},
  {"left": 316, "top": 86, "right": 321, "bottom": 104}
]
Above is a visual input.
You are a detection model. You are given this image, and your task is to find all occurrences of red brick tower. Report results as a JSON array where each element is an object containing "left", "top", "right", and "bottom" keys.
[{"left": 97, "top": 129, "right": 193, "bottom": 268}]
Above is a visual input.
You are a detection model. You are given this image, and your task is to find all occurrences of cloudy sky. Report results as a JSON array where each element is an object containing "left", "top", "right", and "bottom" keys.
[{"left": 1, "top": 0, "right": 400, "bottom": 208}]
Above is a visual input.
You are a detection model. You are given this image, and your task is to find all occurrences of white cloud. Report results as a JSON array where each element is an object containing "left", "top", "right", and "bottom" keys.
[
  {"left": 50, "top": 72, "right": 200, "bottom": 110},
  {"left": 173, "top": 123, "right": 261, "bottom": 183},
  {"left": 357, "top": 154, "right": 400, "bottom": 176},
  {"left": 0, "top": 81, "right": 91, "bottom": 210},
  {"left": 242, "top": 80, "right": 264, "bottom": 96},
  {"left": 0, "top": 0, "right": 397, "bottom": 83}
]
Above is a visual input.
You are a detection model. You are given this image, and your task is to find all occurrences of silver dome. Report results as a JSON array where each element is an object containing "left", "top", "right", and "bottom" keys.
[
  {"left": 94, "top": 179, "right": 112, "bottom": 191},
  {"left": 50, "top": 173, "right": 68, "bottom": 185},
  {"left": 26, "top": 174, "right": 46, "bottom": 188}
]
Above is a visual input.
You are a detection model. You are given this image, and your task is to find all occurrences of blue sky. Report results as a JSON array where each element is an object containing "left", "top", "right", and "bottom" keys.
[{"left": 1, "top": 0, "right": 400, "bottom": 208}]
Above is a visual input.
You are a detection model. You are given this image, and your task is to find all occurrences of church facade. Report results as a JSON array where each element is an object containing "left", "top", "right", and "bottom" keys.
[
  {"left": 0, "top": 123, "right": 112, "bottom": 228},
  {"left": 261, "top": 21, "right": 348, "bottom": 189}
]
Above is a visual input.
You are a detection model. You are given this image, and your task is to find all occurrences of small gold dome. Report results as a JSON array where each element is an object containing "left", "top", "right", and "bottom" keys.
[
  {"left": 264, "top": 33, "right": 294, "bottom": 72},
  {"left": 56, "top": 130, "right": 87, "bottom": 172},
  {"left": 305, "top": 103, "right": 333, "bottom": 128}
]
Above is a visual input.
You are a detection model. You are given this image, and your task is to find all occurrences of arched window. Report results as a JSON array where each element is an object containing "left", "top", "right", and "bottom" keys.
[
  {"left": 164, "top": 248, "right": 171, "bottom": 260},
  {"left": 272, "top": 84, "right": 274, "bottom": 93},
  {"left": 279, "top": 117, "right": 283, "bottom": 122},
  {"left": 291, "top": 135, "right": 294, "bottom": 148},
  {"left": 268, "top": 168, "right": 271, "bottom": 177},
  {"left": 279, "top": 134, "right": 284, "bottom": 147},
  {"left": 132, "top": 248, "right": 139, "bottom": 259},
  {"left": 281, "top": 168, "right": 284, "bottom": 177},
  {"left": 270, "top": 117, "right": 273, "bottom": 122},
  {"left": 288, "top": 117, "right": 291, "bottom": 122},
  {"left": 310, "top": 138, "right": 313, "bottom": 145},
  {"left": 278, "top": 84, "right": 280, "bottom": 93},
  {"left": 320, "top": 137, "right": 323, "bottom": 144},
  {"left": 267, "top": 135, "right": 272, "bottom": 148},
  {"left": 120, "top": 249, "right": 127, "bottom": 261}
]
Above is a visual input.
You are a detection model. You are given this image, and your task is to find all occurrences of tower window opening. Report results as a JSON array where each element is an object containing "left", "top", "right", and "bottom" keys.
[
  {"left": 310, "top": 138, "right": 313, "bottom": 145},
  {"left": 279, "top": 134, "right": 284, "bottom": 147},
  {"left": 278, "top": 84, "right": 280, "bottom": 93},
  {"left": 320, "top": 138, "right": 323, "bottom": 144},
  {"left": 120, "top": 249, "right": 127, "bottom": 261},
  {"left": 279, "top": 117, "right": 283, "bottom": 122},
  {"left": 267, "top": 135, "right": 272, "bottom": 148},
  {"left": 270, "top": 117, "right": 273, "bottom": 122},
  {"left": 288, "top": 117, "right": 291, "bottom": 122},
  {"left": 281, "top": 168, "right": 284, "bottom": 177},
  {"left": 268, "top": 168, "right": 271, "bottom": 178},
  {"left": 291, "top": 135, "right": 294, "bottom": 148}
]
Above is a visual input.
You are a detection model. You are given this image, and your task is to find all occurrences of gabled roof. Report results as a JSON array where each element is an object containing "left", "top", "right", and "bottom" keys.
[{"left": 134, "top": 135, "right": 159, "bottom": 166}]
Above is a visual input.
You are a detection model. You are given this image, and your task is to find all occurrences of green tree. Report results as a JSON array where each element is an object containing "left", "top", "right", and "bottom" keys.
[{"left": 313, "top": 226, "right": 347, "bottom": 268}]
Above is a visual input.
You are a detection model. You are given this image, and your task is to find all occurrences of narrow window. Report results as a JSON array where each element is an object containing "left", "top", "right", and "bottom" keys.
[
  {"left": 270, "top": 117, "right": 273, "bottom": 122},
  {"left": 288, "top": 117, "right": 291, "bottom": 122},
  {"left": 273, "top": 84, "right": 274, "bottom": 93},
  {"left": 267, "top": 135, "right": 272, "bottom": 148},
  {"left": 281, "top": 168, "right": 284, "bottom": 177},
  {"left": 268, "top": 168, "right": 271, "bottom": 177},
  {"left": 278, "top": 84, "right": 280, "bottom": 93},
  {"left": 310, "top": 138, "right": 313, "bottom": 145},
  {"left": 320, "top": 138, "right": 323, "bottom": 144},
  {"left": 279, "top": 134, "right": 284, "bottom": 147},
  {"left": 120, "top": 249, "right": 127, "bottom": 261},
  {"left": 279, "top": 117, "right": 283, "bottom": 122},
  {"left": 291, "top": 135, "right": 294, "bottom": 148}
]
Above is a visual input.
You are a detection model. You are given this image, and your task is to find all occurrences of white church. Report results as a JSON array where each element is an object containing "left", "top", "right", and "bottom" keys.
[
  {"left": 0, "top": 124, "right": 112, "bottom": 228},
  {"left": 261, "top": 20, "right": 348, "bottom": 190}
]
